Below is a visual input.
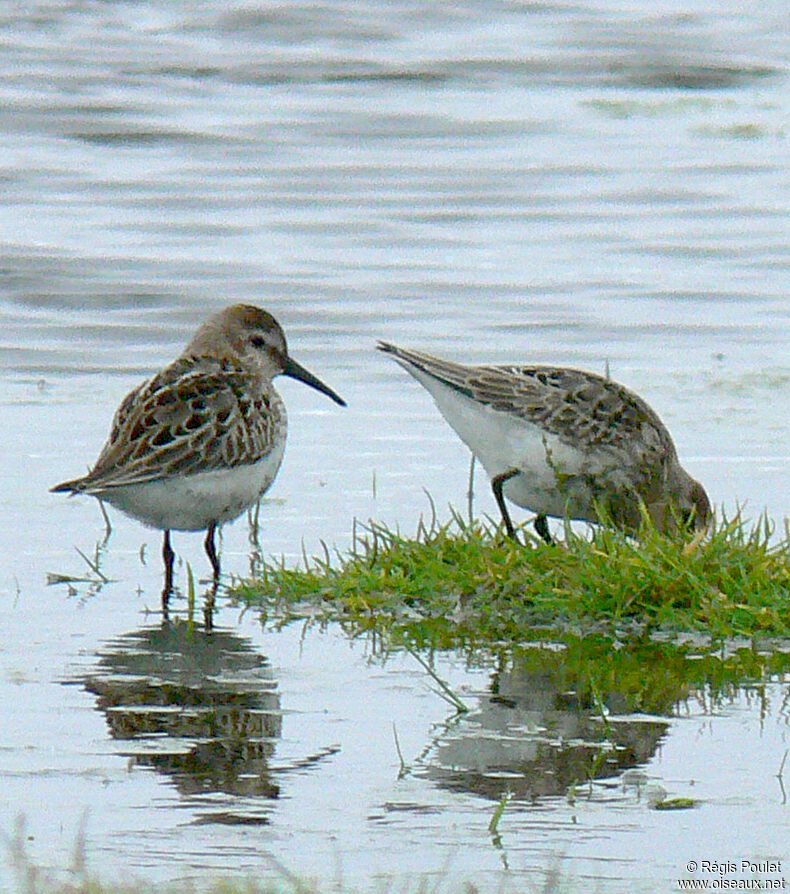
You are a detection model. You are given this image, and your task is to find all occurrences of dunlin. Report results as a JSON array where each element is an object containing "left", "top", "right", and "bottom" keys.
[
  {"left": 53, "top": 304, "right": 345, "bottom": 610},
  {"left": 377, "top": 342, "right": 709, "bottom": 541}
]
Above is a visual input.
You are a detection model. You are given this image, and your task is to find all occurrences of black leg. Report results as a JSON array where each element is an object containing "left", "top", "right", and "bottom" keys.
[
  {"left": 162, "top": 530, "right": 174, "bottom": 616},
  {"left": 203, "top": 524, "right": 220, "bottom": 631},
  {"left": 534, "top": 513, "right": 553, "bottom": 545},
  {"left": 204, "top": 523, "right": 220, "bottom": 581},
  {"left": 491, "top": 468, "right": 520, "bottom": 540},
  {"left": 203, "top": 581, "right": 217, "bottom": 632}
]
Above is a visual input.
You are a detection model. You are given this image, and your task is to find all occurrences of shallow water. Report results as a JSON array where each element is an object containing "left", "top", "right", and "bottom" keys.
[{"left": 1, "top": 1, "right": 790, "bottom": 891}]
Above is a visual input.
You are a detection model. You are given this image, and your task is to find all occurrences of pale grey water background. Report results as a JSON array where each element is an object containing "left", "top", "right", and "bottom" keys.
[{"left": 1, "top": 1, "right": 790, "bottom": 891}]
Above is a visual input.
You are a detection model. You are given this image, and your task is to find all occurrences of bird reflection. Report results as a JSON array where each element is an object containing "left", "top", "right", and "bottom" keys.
[
  {"left": 419, "top": 657, "right": 668, "bottom": 802},
  {"left": 83, "top": 622, "right": 282, "bottom": 799}
]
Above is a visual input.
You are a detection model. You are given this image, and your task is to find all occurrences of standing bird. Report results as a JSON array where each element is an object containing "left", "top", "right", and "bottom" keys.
[
  {"left": 53, "top": 304, "right": 345, "bottom": 612},
  {"left": 377, "top": 342, "right": 709, "bottom": 541}
]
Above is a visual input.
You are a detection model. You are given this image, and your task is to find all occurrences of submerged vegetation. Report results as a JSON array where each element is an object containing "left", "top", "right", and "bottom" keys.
[
  {"left": 234, "top": 508, "right": 790, "bottom": 647},
  {"left": 5, "top": 814, "right": 574, "bottom": 894}
]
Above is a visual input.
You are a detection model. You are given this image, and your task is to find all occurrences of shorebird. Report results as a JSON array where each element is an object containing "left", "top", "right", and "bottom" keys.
[
  {"left": 52, "top": 304, "right": 346, "bottom": 612},
  {"left": 377, "top": 342, "right": 710, "bottom": 541}
]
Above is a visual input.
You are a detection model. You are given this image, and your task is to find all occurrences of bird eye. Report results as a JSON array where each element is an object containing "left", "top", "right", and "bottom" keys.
[{"left": 250, "top": 335, "right": 266, "bottom": 349}]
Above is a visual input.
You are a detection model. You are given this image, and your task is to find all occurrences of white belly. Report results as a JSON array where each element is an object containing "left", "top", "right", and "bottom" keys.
[
  {"left": 98, "top": 444, "right": 286, "bottom": 532},
  {"left": 416, "top": 371, "right": 615, "bottom": 521}
]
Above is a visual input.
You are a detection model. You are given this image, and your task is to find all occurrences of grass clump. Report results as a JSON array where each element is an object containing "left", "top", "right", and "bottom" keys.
[{"left": 234, "top": 510, "right": 790, "bottom": 645}]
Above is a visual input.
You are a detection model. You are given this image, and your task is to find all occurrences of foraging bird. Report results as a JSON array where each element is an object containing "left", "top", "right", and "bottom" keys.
[
  {"left": 377, "top": 342, "right": 710, "bottom": 541},
  {"left": 52, "top": 304, "right": 346, "bottom": 610}
]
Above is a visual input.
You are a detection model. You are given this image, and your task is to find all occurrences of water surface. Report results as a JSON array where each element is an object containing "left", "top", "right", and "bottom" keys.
[{"left": 1, "top": 1, "right": 789, "bottom": 891}]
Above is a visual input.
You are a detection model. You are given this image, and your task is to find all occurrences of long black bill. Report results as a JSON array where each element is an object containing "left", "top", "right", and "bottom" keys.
[{"left": 282, "top": 356, "right": 346, "bottom": 406}]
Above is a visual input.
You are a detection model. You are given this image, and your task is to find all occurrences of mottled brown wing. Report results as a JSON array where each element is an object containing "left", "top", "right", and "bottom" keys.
[
  {"left": 469, "top": 365, "right": 676, "bottom": 455},
  {"left": 464, "top": 363, "right": 682, "bottom": 515},
  {"left": 81, "top": 358, "right": 281, "bottom": 490},
  {"left": 378, "top": 342, "right": 676, "bottom": 461}
]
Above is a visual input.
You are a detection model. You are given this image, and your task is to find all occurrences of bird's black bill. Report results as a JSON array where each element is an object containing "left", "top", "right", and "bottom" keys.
[{"left": 282, "top": 356, "right": 346, "bottom": 406}]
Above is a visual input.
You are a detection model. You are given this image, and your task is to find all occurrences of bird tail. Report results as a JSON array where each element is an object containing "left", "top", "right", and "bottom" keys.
[
  {"left": 50, "top": 477, "right": 86, "bottom": 494},
  {"left": 376, "top": 341, "right": 471, "bottom": 394}
]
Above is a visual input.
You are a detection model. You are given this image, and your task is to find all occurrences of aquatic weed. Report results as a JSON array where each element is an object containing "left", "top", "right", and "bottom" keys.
[{"left": 235, "top": 508, "right": 790, "bottom": 644}]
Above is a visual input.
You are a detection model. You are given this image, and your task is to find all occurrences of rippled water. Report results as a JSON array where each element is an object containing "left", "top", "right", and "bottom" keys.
[{"left": 1, "top": 1, "right": 790, "bottom": 891}]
